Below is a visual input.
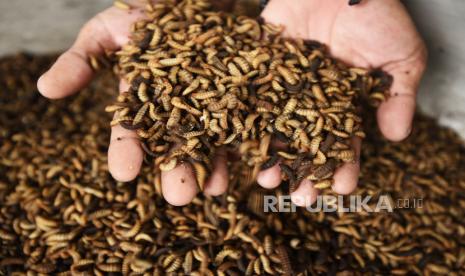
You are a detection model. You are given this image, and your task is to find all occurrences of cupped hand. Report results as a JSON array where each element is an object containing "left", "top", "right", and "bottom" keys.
[
  {"left": 37, "top": 1, "right": 222, "bottom": 206},
  {"left": 38, "top": 0, "right": 427, "bottom": 207},
  {"left": 258, "top": 0, "right": 427, "bottom": 206}
]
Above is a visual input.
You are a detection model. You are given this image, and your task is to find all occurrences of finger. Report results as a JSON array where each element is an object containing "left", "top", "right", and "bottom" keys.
[
  {"left": 37, "top": 7, "right": 144, "bottom": 99},
  {"left": 332, "top": 137, "right": 361, "bottom": 195},
  {"left": 204, "top": 148, "right": 229, "bottom": 196},
  {"left": 257, "top": 163, "right": 282, "bottom": 189},
  {"left": 378, "top": 46, "right": 427, "bottom": 141},
  {"left": 161, "top": 162, "right": 198, "bottom": 206},
  {"left": 108, "top": 80, "right": 143, "bottom": 182},
  {"left": 377, "top": 95, "right": 415, "bottom": 142},
  {"left": 290, "top": 179, "right": 319, "bottom": 207}
]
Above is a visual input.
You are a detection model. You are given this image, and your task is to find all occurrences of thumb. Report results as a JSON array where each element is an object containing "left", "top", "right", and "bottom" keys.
[
  {"left": 377, "top": 45, "right": 427, "bottom": 142},
  {"left": 38, "top": 7, "right": 144, "bottom": 99}
]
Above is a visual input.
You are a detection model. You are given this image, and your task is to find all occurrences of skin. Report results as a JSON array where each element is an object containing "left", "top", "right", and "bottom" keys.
[{"left": 37, "top": 0, "right": 427, "bottom": 206}]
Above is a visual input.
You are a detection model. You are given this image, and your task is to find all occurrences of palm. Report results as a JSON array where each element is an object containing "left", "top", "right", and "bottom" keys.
[
  {"left": 263, "top": 0, "right": 424, "bottom": 73},
  {"left": 262, "top": 0, "right": 427, "bottom": 140}
]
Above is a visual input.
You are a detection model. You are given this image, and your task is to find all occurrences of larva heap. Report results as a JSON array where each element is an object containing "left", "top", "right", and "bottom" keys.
[{"left": 1, "top": 53, "right": 465, "bottom": 275}]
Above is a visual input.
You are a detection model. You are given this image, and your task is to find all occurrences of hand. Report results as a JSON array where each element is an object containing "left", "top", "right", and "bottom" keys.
[
  {"left": 258, "top": 0, "right": 427, "bottom": 206},
  {"left": 37, "top": 0, "right": 427, "bottom": 207},
  {"left": 37, "top": 0, "right": 245, "bottom": 206}
]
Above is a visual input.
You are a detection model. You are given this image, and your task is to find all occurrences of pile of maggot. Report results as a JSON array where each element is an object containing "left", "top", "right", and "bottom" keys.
[
  {"left": 108, "top": 0, "right": 392, "bottom": 192},
  {"left": 1, "top": 54, "right": 464, "bottom": 275}
]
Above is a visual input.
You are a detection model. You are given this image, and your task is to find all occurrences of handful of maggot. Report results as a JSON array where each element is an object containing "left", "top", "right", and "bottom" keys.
[{"left": 107, "top": 0, "right": 392, "bottom": 192}]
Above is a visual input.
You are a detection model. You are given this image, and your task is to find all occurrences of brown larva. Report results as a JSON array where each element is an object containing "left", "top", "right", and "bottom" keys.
[
  {"left": 260, "top": 254, "right": 275, "bottom": 274},
  {"left": 227, "top": 62, "right": 242, "bottom": 77},
  {"left": 104, "top": 104, "right": 128, "bottom": 113},
  {"left": 159, "top": 158, "right": 177, "bottom": 171},
  {"left": 168, "top": 66, "right": 179, "bottom": 84},
  {"left": 275, "top": 245, "right": 293, "bottom": 276},
  {"left": 89, "top": 55, "right": 100, "bottom": 71},
  {"left": 354, "top": 130, "right": 366, "bottom": 138},
  {"left": 260, "top": 91, "right": 278, "bottom": 104},
  {"left": 149, "top": 67, "right": 168, "bottom": 77},
  {"left": 270, "top": 80, "right": 285, "bottom": 92},
  {"left": 0, "top": 229, "right": 16, "bottom": 241},
  {"left": 283, "top": 98, "right": 298, "bottom": 115},
  {"left": 204, "top": 36, "right": 222, "bottom": 47},
  {"left": 203, "top": 63, "right": 227, "bottom": 78},
  {"left": 35, "top": 216, "right": 58, "bottom": 230},
  {"left": 279, "top": 163, "right": 296, "bottom": 188},
  {"left": 30, "top": 263, "right": 57, "bottom": 274},
  {"left": 208, "top": 119, "right": 222, "bottom": 133},
  {"left": 319, "top": 133, "right": 336, "bottom": 153},
  {"left": 310, "top": 116, "right": 324, "bottom": 137},
  {"left": 120, "top": 220, "right": 141, "bottom": 238},
  {"left": 252, "top": 72, "right": 273, "bottom": 85},
  {"left": 159, "top": 58, "right": 184, "bottom": 67},
  {"left": 295, "top": 109, "right": 319, "bottom": 121},
  {"left": 165, "top": 256, "right": 183, "bottom": 273},
  {"left": 313, "top": 179, "right": 333, "bottom": 189},
  {"left": 311, "top": 84, "right": 328, "bottom": 104},
  {"left": 231, "top": 116, "right": 244, "bottom": 133},
  {"left": 177, "top": 69, "right": 194, "bottom": 83},
  {"left": 120, "top": 242, "right": 143, "bottom": 253},
  {"left": 182, "top": 251, "right": 193, "bottom": 274},
  {"left": 181, "top": 78, "right": 200, "bottom": 96},
  {"left": 277, "top": 65, "right": 298, "bottom": 85},
  {"left": 344, "top": 118, "right": 355, "bottom": 133},
  {"left": 194, "top": 29, "right": 217, "bottom": 44},
  {"left": 132, "top": 102, "right": 150, "bottom": 125},
  {"left": 209, "top": 55, "right": 228, "bottom": 72},
  {"left": 321, "top": 106, "right": 347, "bottom": 114},
  {"left": 171, "top": 97, "right": 202, "bottom": 116},
  {"left": 331, "top": 129, "right": 350, "bottom": 138},
  {"left": 114, "top": 0, "right": 131, "bottom": 10},
  {"left": 232, "top": 56, "right": 250, "bottom": 73},
  {"left": 296, "top": 51, "right": 310, "bottom": 68},
  {"left": 333, "top": 149, "right": 355, "bottom": 162},
  {"left": 274, "top": 114, "right": 291, "bottom": 135},
  {"left": 166, "top": 107, "right": 181, "bottom": 129},
  {"left": 158, "top": 12, "right": 175, "bottom": 26},
  {"left": 96, "top": 263, "right": 122, "bottom": 273},
  {"left": 130, "top": 258, "right": 153, "bottom": 273},
  {"left": 313, "top": 150, "right": 327, "bottom": 165},
  {"left": 260, "top": 153, "right": 279, "bottom": 170},
  {"left": 309, "top": 136, "right": 323, "bottom": 156},
  {"left": 235, "top": 22, "right": 254, "bottom": 33},
  {"left": 318, "top": 68, "right": 342, "bottom": 81},
  {"left": 251, "top": 53, "right": 271, "bottom": 69},
  {"left": 150, "top": 26, "right": 162, "bottom": 46},
  {"left": 369, "top": 92, "right": 387, "bottom": 106},
  {"left": 191, "top": 91, "right": 217, "bottom": 100},
  {"left": 308, "top": 159, "right": 336, "bottom": 180},
  {"left": 214, "top": 249, "right": 242, "bottom": 265},
  {"left": 264, "top": 235, "right": 274, "bottom": 256},
  {"left": 191, "top": 161, "right": 208, "bottom": 191},
  {"left": 247, "top": 188, "right": 267, "bottom": 217}
]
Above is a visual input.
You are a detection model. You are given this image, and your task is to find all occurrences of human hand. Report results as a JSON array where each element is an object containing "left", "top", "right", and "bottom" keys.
[
  {"left": 34, "top": 1, "right": 208, "bottom": 206},
  {"left": 258, "top": 0, "right": 427, "bottom": 206},
  {"left": 38, "top": 0, "right": 426, "bottom": 207}
]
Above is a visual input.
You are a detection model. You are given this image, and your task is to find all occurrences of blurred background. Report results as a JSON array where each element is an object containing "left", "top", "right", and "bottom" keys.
[{"left": 1, "top": 0, "right": 463, "bottom": 138}]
